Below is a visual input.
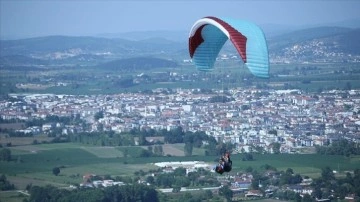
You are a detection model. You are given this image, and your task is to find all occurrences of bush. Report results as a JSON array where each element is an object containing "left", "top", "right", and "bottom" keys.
[{"left": 52, "top": 167, "right": 60, "bottom": 176}]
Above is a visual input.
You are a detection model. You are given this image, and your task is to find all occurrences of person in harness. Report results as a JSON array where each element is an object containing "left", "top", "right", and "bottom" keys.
[{"left": 214, "top": 152, "right": 232, "bottom": 174}]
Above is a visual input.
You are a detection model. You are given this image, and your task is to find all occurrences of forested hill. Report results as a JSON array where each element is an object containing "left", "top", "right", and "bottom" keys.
[
  {"left": 1, "top": 26, "right": 360, "bottom": 67},
  {"left": 267, "top": 27, "right": 360, "bottom": 62},
  {"left": 268, "top": 26, "right": 360, "bottom": 53}
]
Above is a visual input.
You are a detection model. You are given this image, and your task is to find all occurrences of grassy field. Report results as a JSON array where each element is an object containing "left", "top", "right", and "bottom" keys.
[
  {"left": 231, "top": 154, "right": 360, "bottom": 178},
  {"left": 1, "top": 143, "right": 359, "bottom": 202},
  {"left": 2, "top": 62, "right": 360, "bottom": 95},
  {"left": 0, "top": 191, "right": 29, "bottom": 202},
  {"left": 1, "top": 142, "right": 360, "bottom": 192},
  {"left": 0, "top": 134, "right": 54, "bottom": 147}
]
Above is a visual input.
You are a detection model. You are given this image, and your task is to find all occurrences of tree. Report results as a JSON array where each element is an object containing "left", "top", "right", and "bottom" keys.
[
  {"left": 173, "top": 167, "right": 187, "bottom": 176},
  {"left": 164, "top": 127, "right": 184, "bottom": 144},
  {"left": 139, "top": 149, "right": 152, "bottom": 157},
  {"left": 184, "top": 142, "right": 193, "bottom": 156},
  {"left": 146, "top": 176, "right": 154, "bottom": 184},
  {"left": 313, "top": 185, "right": 323, "bottom": 199},
  {"left": 286, "top": 168, "right": 294, "bottom": 175},
  {"left": 272, "top": 142, "right": 281, "bottom": 154},
  {"left": 344, "top": 82, "right": 352, "bottom": 90},
  {"left": 153, "top": 145, "right": 163, "bottom": 156},
  {"left": 321, "top": 166, "right": 335, "bottom": 182},
  {"left": 241, "top": 104, "right": 251, "bottom": 110},
  {"left": 245, "top": 166, "right": 253, "bottom": 173},
  {"left": 302, "top": 193, "right": 314, "bottom": 202},
  {"left": 172, "top": 186, "right": 181, "bottom": 193},
  {"left": 123, "top": 148, "right": 129, "bottom": 157},
  {"left": 268, "top": 129, "right": 277, "bottom": 135},
  {"left": 294, "top": 193, "right": 302, "bottom": 202},
  {"left": 204, "top": 190, "right": 213, "bottom": 200},
  {"left": 0, "top": 174, "right": 15, "bottom": 190},
  {"left": 0, "top": 148, "right": 11, "bottom": 161},
  {"left": 242, "top": 153, "right": 254, "bottom": 161},
  {"left": 219, "top": 185, "right": 233, "bottom": 202},
  {"left": 52, "top": 167, "right": 60, "bottom": 176},
  {"left": 174, "top": 176, "right": 190, "bottom": 187},
  {"left": 155, "top": 174, "right": 173, "bottom": 188},
  {"left": 138, "top": 134, "right": 147, "bottom": 146},
  {"left": 94, "top": 111, "right": 104, "bottom": 121}
]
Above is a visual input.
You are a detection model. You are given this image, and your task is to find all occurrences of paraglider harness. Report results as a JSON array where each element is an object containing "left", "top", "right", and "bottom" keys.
[{"left": 215, "top": 153, "right": 232, "bottom": 174}]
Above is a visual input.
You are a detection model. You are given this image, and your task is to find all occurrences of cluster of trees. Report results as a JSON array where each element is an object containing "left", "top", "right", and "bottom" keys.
[
  {"left": 76, "top": 165, "right": 221, "bottom": 200},
  {"left": 24, "top": 184, "right": 158, "bottom": 202},
  {"left": 161, "top": 128, "right": 233, "bottom": 156},
  {"left": 25, "top": 114, "right": 83, "bottom": 128},
  {"left": 63, "top": 127, "right": 185, "bottom": 147},
  {"left": 114, "top": 77, "right": 136, "bottom": 88},
  {"left": 24, "top": 164, "right": 360, "bottom": 202},
  {"left": 315, "top": 139, "right": 360, "bottom": 156},
  {"left": 208, "top": 95, "right": 234, "bottom": 103},
  {"left": 311, "top": 167, "right": 360, "bottom": 200},
  {"left": 133, "top": 162, "right": 360, "bottom": 201},
  {"left": 24, "top": 183, "right": 229, "bottom": 202},
  {"left": 67, "top": 131, "right": 134, "bottom": 147},
  {"left": 274, "top": 168, "right": 360, "bottom": 201},
  {"left": 242, "top": 153, "right": 254, "bottom": 161},
  {"left": 1, "top": 130, "right": 34, "bottom": 137},
  {"left": 148, "top": 167, "right": 219, "bottom": 189},
  {"left": 245, "top": 166, "right": 305, "bottom": 191},
  {"left": 0, "top": 174, "right": 15, "bottom": 191},
  {"left": 68, "top": 167, "right": 224, "bottom": 201},
  {"left": 278, "top": 168, "right": 303, "bottom": 185},
  {"left": 272, "top": 190, "right": 310, "bottom": 202},
  {"left": 249, "top": 165, "right": 360, "bottom": 201},
  {"left": 142, "top": 145, "right": 164, "bottom": 157},
  {"left": 1, "top": 114, "right": 85, "bottom": 137},
  {"left": 64, "top": 127, "right": 233, "bottom": 157}
]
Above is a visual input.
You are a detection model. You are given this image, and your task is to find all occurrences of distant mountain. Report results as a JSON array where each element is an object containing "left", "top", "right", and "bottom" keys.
[
  {"left": 0, "top": 35, "right": 185, "bottom": 65},
  {"left": 316, "top": 18, "right": 360, "bottom": 29},
  {"left": 268, "top": 26, "right": 352, "bottom": 50},
  {"left": 1, "top": 26, "right": 359, "bottom": 67},
  {"left": 261, "top": 18, "right": 360, "bottom": 38},
  {"left": 95, "top": 18, "right": 360, "bottom": 42},
  {"left": 0, "top": 35, "right": 185, "bottom": 55},
  {"left": 0, "top": 36, "right": 126, "bottom": 56},
  {"left": 96, "top": 30, "right": 188, "bottom": 42},
  {"left": 0, "top": 55, "right": 48, "bottom": 67},
  {"left": 260, "top": 24, "right": 300, "bottom": 38},
  {"left": 335, "top": 28, "right": 360, "bottom": 54},
  {"left": 268, "top": 27, "right": 360, "bottom": 62}
]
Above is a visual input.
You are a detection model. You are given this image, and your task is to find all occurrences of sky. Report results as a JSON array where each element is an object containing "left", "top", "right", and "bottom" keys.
[{"left": 1, "top": 0, "right": 360, "bottom": 39}]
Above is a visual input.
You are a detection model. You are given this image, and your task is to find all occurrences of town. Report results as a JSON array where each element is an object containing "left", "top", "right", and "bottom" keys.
[{"left": 1, "top": 87, "right": 359, "bottom": 153}]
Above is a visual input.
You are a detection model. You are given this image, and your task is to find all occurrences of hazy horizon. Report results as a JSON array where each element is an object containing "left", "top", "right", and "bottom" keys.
[{"left": 1, "top": 0, "right": 360, "bottom": 40}]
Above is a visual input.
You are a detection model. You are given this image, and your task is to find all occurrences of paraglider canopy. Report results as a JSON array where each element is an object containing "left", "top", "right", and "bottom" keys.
[{"left": 189, "top": 16, "right": 269, "bottom": 78}]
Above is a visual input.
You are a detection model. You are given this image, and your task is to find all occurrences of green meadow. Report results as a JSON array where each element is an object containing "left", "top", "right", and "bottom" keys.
[
  {"left": 1, "top": 143, "right": 360, "bottom": 190},
  {"left": 3, "top": 62, "right": 360, "bottom": 95}
]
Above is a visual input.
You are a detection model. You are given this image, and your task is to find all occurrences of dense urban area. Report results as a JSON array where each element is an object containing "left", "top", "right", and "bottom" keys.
[{"left": 1, "top": 88, "right": 360, "bottom": 153}]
